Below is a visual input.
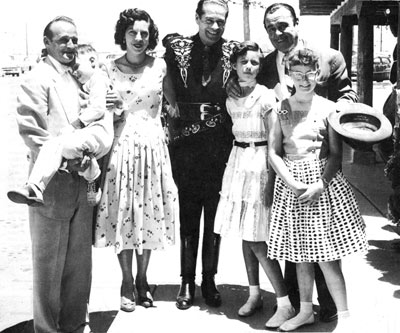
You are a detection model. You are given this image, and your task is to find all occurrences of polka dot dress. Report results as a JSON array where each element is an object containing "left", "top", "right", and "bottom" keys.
[
  {"left": 94, "top": 58, "right": 178, "bottom": 254},
  {"left": 268, "top": 157, "right": 368, "bottom": 262}
]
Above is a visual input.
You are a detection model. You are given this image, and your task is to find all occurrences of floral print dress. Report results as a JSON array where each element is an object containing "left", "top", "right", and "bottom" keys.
[{"left": 94, "top": 57, "right": 178, "bottom": 254}]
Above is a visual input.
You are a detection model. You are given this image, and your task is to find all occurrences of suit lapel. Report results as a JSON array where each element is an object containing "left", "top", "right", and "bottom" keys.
[{"left": 45, "top": 57, "right": 80, "bottom": 124}]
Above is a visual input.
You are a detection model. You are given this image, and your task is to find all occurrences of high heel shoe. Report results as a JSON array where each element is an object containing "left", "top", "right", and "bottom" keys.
[
  {"left": 136, "top": 281, "right": 154, "bottom": 308},
  {"left": 120, "top": 295, "right": 136, "bottom": 312},
  {"left": 120, "top": 283, "right": 136, "bottom": 312},
  {"left": 238, "top": 296, "right": 263, "bottom": 317}
]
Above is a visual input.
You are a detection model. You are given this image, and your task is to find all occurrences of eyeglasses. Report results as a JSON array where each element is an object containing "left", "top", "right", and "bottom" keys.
[
  {"left": 201, "top": 17, "right": 226, "bottom": 28},
  {"left": 289, "top": 70, "right": 318, "bottom": 81},
  {"left": 52, "top": 36, "right": 79, "bottom": 45}
]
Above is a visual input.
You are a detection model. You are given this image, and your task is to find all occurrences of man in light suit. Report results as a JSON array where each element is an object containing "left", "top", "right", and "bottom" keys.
[
  {"left": 228, "top": 2, "right": 358, "bottom": 324},
  {"left": 15, "top": 16, "right": 110, "bottom": 332}
]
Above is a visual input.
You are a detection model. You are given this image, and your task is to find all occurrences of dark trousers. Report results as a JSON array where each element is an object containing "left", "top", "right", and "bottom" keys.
[
  {"left": 285, "top": 261, "right": 337, "bottom": 312},
  {"left": 169, "top": 134, "right": 229, "bottom": 280}
]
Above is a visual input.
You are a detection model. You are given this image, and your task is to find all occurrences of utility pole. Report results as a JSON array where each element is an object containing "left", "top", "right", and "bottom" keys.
[{"left": 243, "top": 0, "right": 250, "bottom": 40}]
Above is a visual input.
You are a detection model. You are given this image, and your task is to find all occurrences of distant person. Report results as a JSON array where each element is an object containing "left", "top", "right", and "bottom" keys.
[
  {"left": 227, "top": 2, "right": 358, "bottom": 322},
  {"left": 8, "top": 44, "right": 113, "bottom": 207},
  {"left": 214, "top": 41, "right": 295, "bottom": 329},
  {"left": 12, "top": 16, "right": 111, "bottom": 332},
  {"left": 163, "top": 0, "right": 237, "bottom": 310},
  {"left": 93, "top": 8, "right": 179, "bottom": 312},
  {"left": 268, "top": 47, "right": 368, "bottom": 332}
]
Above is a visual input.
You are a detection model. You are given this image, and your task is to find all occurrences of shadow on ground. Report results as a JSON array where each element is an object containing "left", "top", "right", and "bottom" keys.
[
  {"left": 1, "top": 311, "right": 118, "bottom": 333},
  {"left": 367, "top": 238, "right": 400, "bottom": 298},
  {"left": 1, "top": 284, "right": 336, "bottom": 333}
]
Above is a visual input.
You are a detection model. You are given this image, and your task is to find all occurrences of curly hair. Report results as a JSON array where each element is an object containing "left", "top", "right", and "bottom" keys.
[
  {"left": 230, "top": 41, "right": 263, "bottom": 65},
  {"left": 114, "top": 8, "right": 159, "bottom": 51},
  {"left": 287, "top": 48, "right": 319, "bottom": 69}
]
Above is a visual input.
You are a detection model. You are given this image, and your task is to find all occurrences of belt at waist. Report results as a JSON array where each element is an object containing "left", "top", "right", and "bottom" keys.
[
  {"left": 177, "top": 102, "right": 223, "bottom": 121},
  {"left": 234, "top": 140, "right": 268, "bottom": 148},
  {"left": 285, "top": 149, "right": 321, "bottom": 160}
]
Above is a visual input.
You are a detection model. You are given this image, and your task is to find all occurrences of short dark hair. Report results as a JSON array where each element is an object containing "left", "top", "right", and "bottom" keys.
[
  {"left": 43, "top": 16, "right": 76, "bottom": 40},
  {"left": 287, "top": 48, "right": 319, "bottom": 69},
  {"left": 230, "top": 41, "right": 263, "bottom": 65},
  {"left": 195, "top": 0, "right": 229, "bottom": 19},
  {"left": 263, "top": 3, "right": 298, "bottom": 30},
  {"left": 114, "top": 8, "right": 159, "bottom": 51}
]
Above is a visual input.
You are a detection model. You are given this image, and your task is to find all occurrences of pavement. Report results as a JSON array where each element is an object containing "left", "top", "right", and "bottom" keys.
[{"left": 1, "top": 76, "right": 400, "bottom": 333}]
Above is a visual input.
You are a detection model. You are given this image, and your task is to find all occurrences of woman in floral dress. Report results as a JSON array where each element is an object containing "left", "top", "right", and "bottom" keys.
[{"left": 94, "top": 8, "right": 178, "bottom": 312}]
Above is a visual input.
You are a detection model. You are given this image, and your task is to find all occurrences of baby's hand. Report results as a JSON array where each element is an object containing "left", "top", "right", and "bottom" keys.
[{"left": 79, "top": 90, "right": 89, "bottom": 109}]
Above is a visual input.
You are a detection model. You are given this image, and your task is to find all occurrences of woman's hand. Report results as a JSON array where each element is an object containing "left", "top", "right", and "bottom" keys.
[
  {"left": 106, "top": 89, "right": 124, "bottom": 110},
  {"left": 297, "top": 180, "right": 324, "bottom": 206},
  {"left": 167, "top": 103, "right": 180, "bottom": 118},
  {"left": 291, "top": 180, "right": 308, "bottom": 198}
]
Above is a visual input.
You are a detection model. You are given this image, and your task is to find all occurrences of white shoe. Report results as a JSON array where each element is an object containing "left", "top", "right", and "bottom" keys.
[
  {"left": 265, "top": 305, "right": 296, "bottom": 329},
  {"left": 333, "top": 316, "right": 354, "bottom": 333},
  {"left": 279, "top": 312, "right": 315, "bottom": 332},
  {"left": 120, "top": 296, "right": 136, "bottom": 312},
  {"left": 238, "top": 296, "right": 263, "bottom": 317}
]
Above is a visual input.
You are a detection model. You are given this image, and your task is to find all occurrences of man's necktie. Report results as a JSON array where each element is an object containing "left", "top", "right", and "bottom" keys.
[{"left": 202, "top": 46, "right": 211, "bottom": 87}]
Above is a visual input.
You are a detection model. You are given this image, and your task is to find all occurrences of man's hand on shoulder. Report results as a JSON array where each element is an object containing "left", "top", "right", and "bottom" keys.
[{"left": 226, "top": 77, "right": 242, "bottom": 99}]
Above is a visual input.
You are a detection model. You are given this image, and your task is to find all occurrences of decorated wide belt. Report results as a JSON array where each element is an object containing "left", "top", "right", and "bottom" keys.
[
  {"left": 178, "top": 102, "right": 223, "bottom": 122},
  {"left": 168, "top": 102, "right": 227, "bottom": 143}
]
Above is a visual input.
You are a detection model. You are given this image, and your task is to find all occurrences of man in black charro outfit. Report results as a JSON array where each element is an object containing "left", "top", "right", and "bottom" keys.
[{"left": 163, "top": 0, "right": 237, "bottom": 310}]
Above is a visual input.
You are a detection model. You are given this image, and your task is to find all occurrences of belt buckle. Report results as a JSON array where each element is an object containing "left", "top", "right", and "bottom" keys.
[
  {"left": 249, "top": 142, "right": 255, "bottom": 149},
  {"left": 200, "top": 103, "right": 213, "bottom": 121}
]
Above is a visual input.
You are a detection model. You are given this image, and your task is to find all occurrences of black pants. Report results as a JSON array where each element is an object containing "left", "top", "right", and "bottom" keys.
[{"left": 169, "top": 133, "right": 230, "bottom": 278}]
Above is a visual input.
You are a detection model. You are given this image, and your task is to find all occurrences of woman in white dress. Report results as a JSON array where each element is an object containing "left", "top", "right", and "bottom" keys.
[{"left": 94, "top": 8, "right": 178, "bottom": 312}]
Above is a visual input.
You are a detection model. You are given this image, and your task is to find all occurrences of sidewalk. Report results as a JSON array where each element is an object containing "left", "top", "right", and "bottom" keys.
[
  {"left": 0, "top": 72, "right": 399, "bottom": 332},
  {"left": 2, "top": 142, "right": 400, "bottom": 333}
]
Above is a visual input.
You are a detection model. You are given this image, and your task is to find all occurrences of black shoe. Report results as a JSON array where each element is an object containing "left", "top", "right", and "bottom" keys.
[
  {"left": 7, "top": 184, "right": 44, "bottom": 207},
  {"left": 136, "top": 280, "right": 154, "bottom": 308},
  {"left": 176, "top": 280, "right": 195, "bottom": 310},
  {"left": 201, "top": 276, "right": 221, "bottom": 307},
  {"left": 319, "top": 307, "right": 338, "bottom": 322}
]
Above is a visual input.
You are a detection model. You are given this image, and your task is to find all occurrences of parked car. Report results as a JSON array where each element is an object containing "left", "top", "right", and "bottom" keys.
[
  {"left": 351, "top": 54, "right": 391, "bottom": 82},
  {"left": 1, "top": 56, "right": 24, "bottom": 76}
]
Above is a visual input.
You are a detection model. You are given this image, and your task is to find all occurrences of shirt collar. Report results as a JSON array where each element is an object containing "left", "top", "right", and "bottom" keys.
[{"left": 47, "top": 54, "right": 73, "bottom": 75}]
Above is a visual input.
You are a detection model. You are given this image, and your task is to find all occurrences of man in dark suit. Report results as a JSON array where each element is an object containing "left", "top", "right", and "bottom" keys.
[{"left": 228, "top": 2, "right": 358, "bottom": 323}]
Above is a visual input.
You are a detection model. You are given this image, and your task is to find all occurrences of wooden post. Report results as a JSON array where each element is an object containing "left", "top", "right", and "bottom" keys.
[
  {"left": 243, "top": 0, "right": 250, "bottom": 41},
  {"left": 353, "top": 6, "right": 375, "bottom": 164},
  {"left": 394, "top": 5, "right": 400, "bottom": 152},
  {"left": 340, "top": 16, "right": 353, "bottom": 81},
  {"left": 330, "top": 24, "right": 340, "bottom": 50},
  {"left": 357, "top": 11, "right": 374, "bottom": 106}
]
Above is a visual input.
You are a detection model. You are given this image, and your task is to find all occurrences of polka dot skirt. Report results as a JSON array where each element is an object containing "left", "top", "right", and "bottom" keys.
[{"left": 268, "top": 157, "right": 368, "bottom": 263}]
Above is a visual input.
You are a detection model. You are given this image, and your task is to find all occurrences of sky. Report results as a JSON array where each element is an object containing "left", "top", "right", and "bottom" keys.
[
  {"left": 0, "top": 0, "right": 395, "bottom": 60},
  {"left": 0, "top": 0, "right": 320, "bottom": 57}
]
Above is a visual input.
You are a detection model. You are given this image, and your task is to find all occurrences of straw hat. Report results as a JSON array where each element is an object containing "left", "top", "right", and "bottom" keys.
[{"left": 328, "top": 103, "right": 393, "bottom": 151}]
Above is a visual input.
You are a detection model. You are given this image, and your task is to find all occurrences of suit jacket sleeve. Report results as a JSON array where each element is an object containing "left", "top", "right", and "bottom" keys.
[
  {"left": 324, "top": 49, "right": 358, "bottom": 103},
  {"left": 16, "top": 69, "right": 53, "bottom": 159},
  {"left": 257, "top": 50, "right": 280, "bottom": 89}
]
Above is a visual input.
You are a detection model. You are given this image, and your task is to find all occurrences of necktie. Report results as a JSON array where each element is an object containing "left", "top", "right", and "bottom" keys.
[{"left": 202, "top": 46, "right": 211, "bottom": 87}]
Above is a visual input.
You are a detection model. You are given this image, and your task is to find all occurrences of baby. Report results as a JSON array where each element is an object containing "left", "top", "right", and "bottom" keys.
[{"left": 8, "top": 44, "right": 113, "bottom": 206}]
